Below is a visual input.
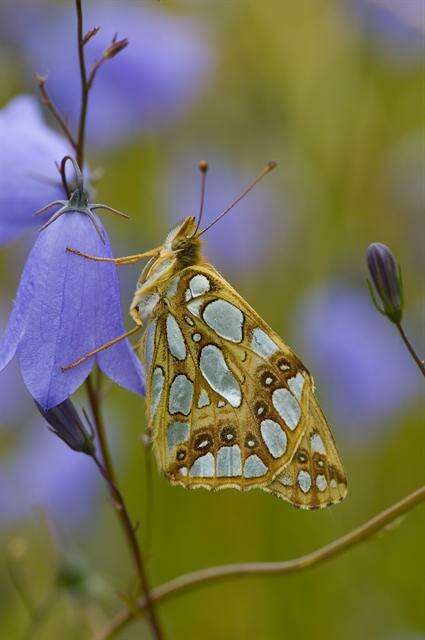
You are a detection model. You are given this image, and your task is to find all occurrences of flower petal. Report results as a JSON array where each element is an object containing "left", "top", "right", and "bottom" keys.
[
  {"left": 0, "top": 95, "right": 71, "bottom": 245},
  {"left": 14, "top": 212, "right": 143, "bottom": 408}
]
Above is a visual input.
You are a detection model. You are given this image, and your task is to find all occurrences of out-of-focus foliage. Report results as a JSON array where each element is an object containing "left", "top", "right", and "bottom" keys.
[{"left": 0, "top": 1, "right": 423, "bottom": 638}]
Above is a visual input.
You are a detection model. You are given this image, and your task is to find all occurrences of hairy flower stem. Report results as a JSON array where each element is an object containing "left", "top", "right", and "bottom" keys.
[
  {"left": 97, "top": 485, "right": 425, "bottom": 640},
  {"left": 395, "top": 323, "right": 425, "bottom": 378},
  {"left": 85, "top": 374, "right": 165, "bottom": 640}
]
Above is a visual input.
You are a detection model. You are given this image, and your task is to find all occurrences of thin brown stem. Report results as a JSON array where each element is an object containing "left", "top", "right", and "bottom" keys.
[
  {"left": 75, "top": 0, "right": 89, "bottom": 169},
  {"left": 396, "top": 322, "right": 425, "bottom": 378},
  {"left": 85, "top": 374, "right": 164, "bottom": 640},
  {"left": 96, "top": 485, "right": 425, "bottom": 640},
  {"left": 35, "top": 74, "right": 77, "bottom": 150}
]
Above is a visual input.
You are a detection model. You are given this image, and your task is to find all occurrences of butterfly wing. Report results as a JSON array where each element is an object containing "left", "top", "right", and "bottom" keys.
[
  {"left": 266, "top": 391, "right": 348, "bottom": 509},
  {"left": 140, "top": 265, "right": 346, "bottom": 504}
]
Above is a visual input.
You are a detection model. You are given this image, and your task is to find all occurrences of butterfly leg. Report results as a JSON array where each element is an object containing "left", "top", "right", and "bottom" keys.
[
  {"left": 61, "top": 324, "right": 142, "bottom": 371},
  {"left": 66, "top": 246, "right": 160, "bottom": 265}
]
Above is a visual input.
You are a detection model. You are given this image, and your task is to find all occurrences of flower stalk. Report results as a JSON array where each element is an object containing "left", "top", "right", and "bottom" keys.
[
  {"left": 71, "top": 1, "right": 163, "bottom": 638},
  {"left": 96, "top": 485, "right": 425, "bottom": 640},
  {"left": 85, "top": 375, "right": 165, "bottom": 640},
  {"left": 366, "top": 242, "right": 425, "bottom": 378}
]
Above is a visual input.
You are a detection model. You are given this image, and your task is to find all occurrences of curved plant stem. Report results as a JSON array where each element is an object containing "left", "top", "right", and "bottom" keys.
[
  {"left": 85, "top": 375, "right": 164, "bottom": 640},
  {"left": 396, "top": 322, "right": 425, "bottom": 378},
  {"left": 96, "top": 485, "right": 425, "bottom": 640}
]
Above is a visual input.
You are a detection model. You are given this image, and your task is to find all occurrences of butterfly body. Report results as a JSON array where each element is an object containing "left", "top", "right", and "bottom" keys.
[{"left": 132, "top": 216, "right": 347, "bottom": 509}]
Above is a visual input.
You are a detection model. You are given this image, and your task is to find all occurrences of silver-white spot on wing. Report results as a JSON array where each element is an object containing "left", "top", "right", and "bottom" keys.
[
  {"left": 310, "top": 433, "right": 326, "bottom": 454},
  {"left": 272, "top": 388, "right": 301, "bottom": 431},
  {"left": 144, "top": 320, "right": 157, "bottom": 369},
  {"left": 179, "top": 467, "right": 188, "bottom": 476},
  {"left": 217, "top": 445, "right": 242, "bottom": 477},
  {"left": 316, "top": 474, "right": 328, "bottom": 491},
  {"left": 243, "top": 454, "right": 268, "bottom": 478},
  {"left": 169, "top": 374, "right": 193, "bottom": 415},
  {"left": 187, "top": 299, "right": 203, "bottom": 317},
  {"left": 287, "top": 372, "right": 305, "bottom": 402},
  {"left": 197, "top": 389, "right": 210, "bottom": 408},
  {"left": 189, "top": 452, "right": 215, "bottom": 477},
  {"left": 199, "top": 345, "right": 242, "bottom": 408},
  {"left": 138, "top": 293, "right": 160, "bottom": 321},
  {"left": 167, "top": 421, "right": 189, "bottom": 450},
  {"left": 260, "top": 419, "right": 287, "bottom": 458},
  {"left": 165, "top": 276, "right": 180, "bottom": 298},
  {"left": 192, "top": 333, "right": 202, "bottom": 342},
  {"left": 189, "top": 274, "right": 210, "bottom": 298},
  {"left": 202, "top": 300, "right": 244, "bottom": 343},
  {"left": 151, "top": 367, "right": 164, "bottom": 418},
  {"left": 251, "top": 327, "right": 279, "bottom": 358},
  {"left": 298, "top": 470, "right": 312, "bottom": 493},
  {"left": 166, "top": 313, "right": 186, "bottom": 361}
]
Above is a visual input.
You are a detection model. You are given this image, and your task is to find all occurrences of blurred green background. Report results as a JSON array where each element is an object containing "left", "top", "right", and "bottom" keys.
[{"left": 0, "top": 1, "right": 424, "bottom": 638}]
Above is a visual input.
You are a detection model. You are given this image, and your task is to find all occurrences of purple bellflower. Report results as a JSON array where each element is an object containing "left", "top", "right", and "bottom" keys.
[
  {"left": 4, "top": 1, "right": 212, "bottom": 147},
  {"left": 0, "top": 159, "right": 144, "bottom": 409},
  {"left": 0, "top": 94, "right": 72, "bottom": 245},
  {"left": 348, "top": 0, "right": 425, "bottom": 66},
  {"left": 294, "top": 283, "right": 421, "bottom": 437},
  {"left": 0, "top": 417, "right": 100, "bottom": 527}
]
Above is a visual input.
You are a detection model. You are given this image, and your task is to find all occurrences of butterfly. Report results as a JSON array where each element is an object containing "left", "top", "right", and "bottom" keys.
[{"left": 66, "top": 161, "right": 347, "bottom": 509}]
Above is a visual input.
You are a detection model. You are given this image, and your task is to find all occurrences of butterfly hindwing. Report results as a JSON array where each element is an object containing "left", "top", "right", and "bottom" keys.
[
  {"left": 142, "top": 265, "right": 322, "bottom": 493},
  {"left": 267, "top": 392, "right": 348, "bottom": 509}
]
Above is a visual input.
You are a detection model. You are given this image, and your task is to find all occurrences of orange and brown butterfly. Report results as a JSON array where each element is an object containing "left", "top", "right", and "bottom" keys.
[{"left": 66, "top": 161, "right": 347, "bottom": 509}]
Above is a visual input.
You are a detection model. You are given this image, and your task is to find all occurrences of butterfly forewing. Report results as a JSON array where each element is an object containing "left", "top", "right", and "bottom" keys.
[{"left": 141, "top": 265, "right": 321, "bottom": 493}]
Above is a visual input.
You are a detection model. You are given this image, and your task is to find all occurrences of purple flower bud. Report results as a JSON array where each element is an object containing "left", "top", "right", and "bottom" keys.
[
  {"left": 366, "top": 242, "right": 403, "bottom": 324},
  {"left": 36, "top": 398, "right": 95, "bottom": 456},
  {"left": 103, "top": 37, "right": 129, "bottom": 59}
]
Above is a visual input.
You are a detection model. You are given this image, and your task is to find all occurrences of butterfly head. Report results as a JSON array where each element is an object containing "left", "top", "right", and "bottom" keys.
[
  {"left": 136, "top": 217, "right": 203, "bottom": 296},
  {"left": 163, "top": 216, "right": 202, "bottom": 263}
]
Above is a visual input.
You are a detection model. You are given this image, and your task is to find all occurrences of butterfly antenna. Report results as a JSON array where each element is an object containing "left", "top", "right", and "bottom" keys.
[
  {"left": 197, "top": 161, "right": 277, "bottom": 238},
  {"left": 193, "top": 160, "right": 209, "bottom": 235}
]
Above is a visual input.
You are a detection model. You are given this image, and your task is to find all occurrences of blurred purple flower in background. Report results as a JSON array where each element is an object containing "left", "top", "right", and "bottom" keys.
[
  {"left": 0, "top": 95, "right": 70, "bottom": 246},
  {"left": 4, "top": 0, "right": 212, "bottom": 147},
  {"left": 349, "top": 0, "right": 425, "bottom": 65},
  {"left": 0, "top": 360, "right": 33, "bottom": 428},
  {"left": 0, "top": 209, "right": 144, "bottom": 409},
  {"left": 0, "top": 418, "right": 99, "bottom": 527},
  {"left": 295, "top": 283, "right": 421, "bottom": 437},
  {"left": 165, "top": 155, "right": 286, "bottom": 277}
]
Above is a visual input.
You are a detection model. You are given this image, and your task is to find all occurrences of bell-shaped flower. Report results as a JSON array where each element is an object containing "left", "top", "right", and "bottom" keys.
[
  {"left": 3, "top": 1, "right": 213, "bottom": 147},
  {"left": 0, "top": 94, "right": 72, "bottom": 245},
  {"left": 0, "top": 161, "right": 145, "bottom": 409}
]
